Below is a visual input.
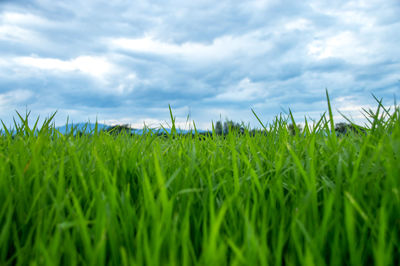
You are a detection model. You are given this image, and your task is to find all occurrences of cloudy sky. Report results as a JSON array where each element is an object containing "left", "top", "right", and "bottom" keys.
[{"left": 1, "top": 0, "right": 399, "bottom": 129}]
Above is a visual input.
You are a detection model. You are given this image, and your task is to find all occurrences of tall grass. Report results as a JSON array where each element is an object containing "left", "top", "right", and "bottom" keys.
[{"left": 0, "top": 94, "right": 399, "bottom": 265}]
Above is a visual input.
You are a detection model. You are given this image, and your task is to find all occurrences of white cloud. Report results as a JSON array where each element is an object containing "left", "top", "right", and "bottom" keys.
[
  {"left": 307, "top": 31, "right": 372, "bottom": 62},
  {"left": 111, "top": 32, "right": 272, "bottom": 62},
  {"left": 0, "top": 58, "right": 7, "bottom": 67},
  {"left": 310, "top": 0, "right": 379, "bottom": 28},
  {"left": 243, "top": 0, "right": 279, "bottom": 10},
  {"left": 0, "top": 89, "right": 33, "bottom": 106},
  {"left": 0, "top": 25, "right": 42, "bottom": 43},
  {"left": 0, "top": 11, "right": 56, "bottom": 45},
  {"left": 334, "top": 96, "right": 370, "bottom": 113},
  {"left": 13, "top": 56, "right": 114, "bottom": 79},
  {"left": 8, "top": 55, "right": 139, "bottom": 95},
  {"left": 284, "top": 18, "right": 312, "bottom": 31},
  {"left": 1, "top": 11, "right": 50, "bottom": 26},
  {"left": 215, "top": 78, "right": 268, "bottom": 102},
  {"left": 113, "top": 73, "right": 137, "bottom": 94}
]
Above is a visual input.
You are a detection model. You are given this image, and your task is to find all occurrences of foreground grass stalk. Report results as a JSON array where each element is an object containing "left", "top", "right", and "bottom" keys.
[{"left": 0, "top": 97, "right": 399, "bottom": 265}]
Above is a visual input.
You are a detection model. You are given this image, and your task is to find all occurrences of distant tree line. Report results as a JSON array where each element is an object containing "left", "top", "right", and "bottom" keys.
[
  {"left": 215, "top": 120, "right": 245, "bottom": 135},
  {"left": 106, "top": 124, "right": 132, "bottom": 135},
  {"left": 71, "top": 121, "right": 366, "bottom": 138},
  {"left": 334, "top": 122, "right": 366, "bottom": 135},
  {"left": 287, "top": 122, "right": 366, "bottom": 136}
]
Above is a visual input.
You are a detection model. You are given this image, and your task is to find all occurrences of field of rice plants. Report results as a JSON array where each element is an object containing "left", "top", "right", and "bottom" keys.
[{"left": 0, "top": 93, "right": 399, "bottom": 265}]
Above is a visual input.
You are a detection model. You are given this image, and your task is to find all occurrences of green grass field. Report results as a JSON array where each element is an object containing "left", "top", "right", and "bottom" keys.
[{"left": 1, "top": 93, "right": 399, "bottom": 265}]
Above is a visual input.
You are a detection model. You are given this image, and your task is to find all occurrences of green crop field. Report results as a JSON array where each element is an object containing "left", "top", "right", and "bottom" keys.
[{"left": 1, "top": 92, "right": 399, "bottom": 265}]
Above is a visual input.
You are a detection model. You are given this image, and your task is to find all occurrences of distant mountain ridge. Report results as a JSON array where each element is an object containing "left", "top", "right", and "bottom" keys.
[
  {"left": 56, "top": 123, "right": 206, "bottom": 135},
  {"left": 56, "top": 123, "right": 109, "bottom": 134}
]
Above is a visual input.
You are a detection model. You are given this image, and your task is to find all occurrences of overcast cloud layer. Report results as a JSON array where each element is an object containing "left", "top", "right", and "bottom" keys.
[{"left": 1, "top": 0, "right": 399, "bottom": 129}]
